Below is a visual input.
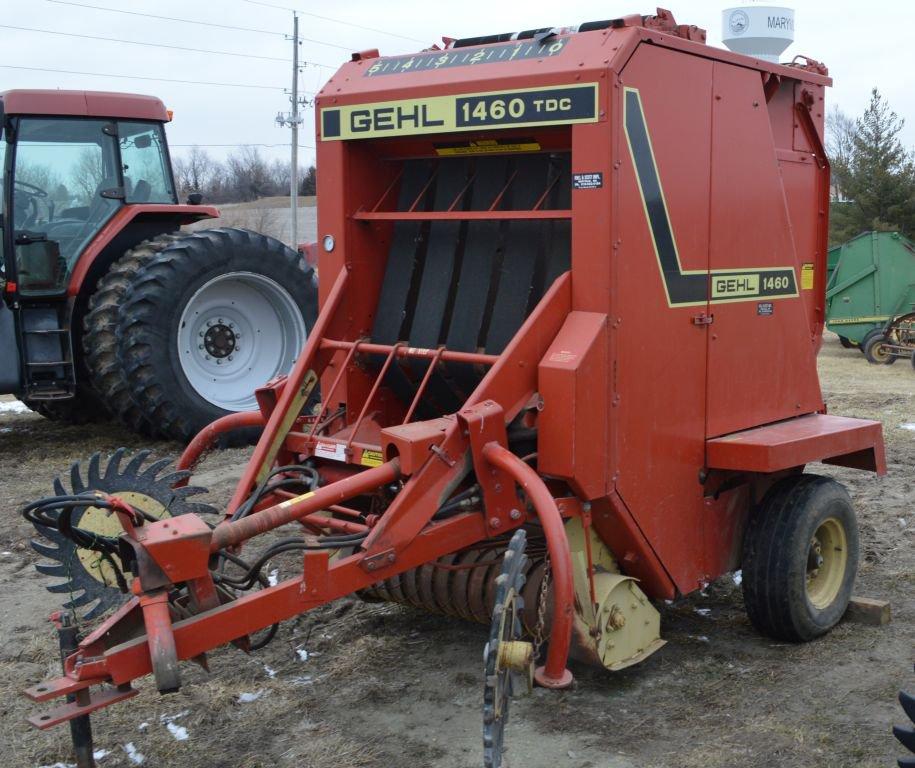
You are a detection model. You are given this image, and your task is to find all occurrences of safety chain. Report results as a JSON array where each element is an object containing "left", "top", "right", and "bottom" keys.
[{"left": 532, "top": 554, "right": 551, "bottom": 663}]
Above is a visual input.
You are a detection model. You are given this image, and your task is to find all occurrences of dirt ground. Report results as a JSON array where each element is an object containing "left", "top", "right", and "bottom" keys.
[{"left": 0, "top": 333, "right": 912, "bottom": 768}]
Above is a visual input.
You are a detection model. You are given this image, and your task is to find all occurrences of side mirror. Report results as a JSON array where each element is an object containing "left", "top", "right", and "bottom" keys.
[
  {"left": 187, "top": 192, "right": 204, "bottom": 205},
  {"left": 134, "top": 134, "right": 152, "bottom": 149}
]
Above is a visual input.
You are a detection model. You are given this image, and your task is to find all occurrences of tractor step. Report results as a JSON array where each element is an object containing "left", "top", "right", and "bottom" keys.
[{"left": 17, "top": 305, "right": 76, "bottom": 399}]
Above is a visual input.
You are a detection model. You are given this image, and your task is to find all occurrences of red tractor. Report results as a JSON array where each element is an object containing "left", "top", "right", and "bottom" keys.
[{"left": 0, "top": 90, "right": 316, "bottom": 440}]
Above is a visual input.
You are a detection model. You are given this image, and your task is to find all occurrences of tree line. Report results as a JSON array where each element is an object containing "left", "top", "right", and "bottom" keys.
[
  {"left": 827, "top": 89, "right": 915, "bottom": 244},
  {"left": 172, "top": 145, "right": 316, "bottom": 204}
]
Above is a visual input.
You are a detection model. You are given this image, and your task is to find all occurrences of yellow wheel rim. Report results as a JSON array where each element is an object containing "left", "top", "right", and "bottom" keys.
[
  {"left": 75, "top": 492, "right": 168, "bottom": 587},
  {"left": 805, "top": 517, "right": 848, "bottom": 609}
]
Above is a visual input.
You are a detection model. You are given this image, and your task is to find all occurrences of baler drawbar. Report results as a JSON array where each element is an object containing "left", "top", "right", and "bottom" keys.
[{"left": 23, "top": 9, "right": 885, "bottom": 768}]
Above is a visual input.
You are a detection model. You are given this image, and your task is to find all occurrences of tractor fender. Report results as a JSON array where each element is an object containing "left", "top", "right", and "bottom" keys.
[{"left": 66, "top": 203, "right": 219, "bottom": 298}]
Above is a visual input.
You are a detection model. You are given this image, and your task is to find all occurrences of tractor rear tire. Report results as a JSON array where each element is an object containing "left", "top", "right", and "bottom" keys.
[
  {"left": 118, "top": 228, "right": 317, "bottom": 443},
  {"left": 83, "top": 233, "right": 182, "bottom": 437},
  {"left": 18, "top": 390, "right": 107, "bottom": 425},
  {"left": 863, "top": 332, "right": 895, "bottom": 365},
  {"left": 741, "top": 474, "right": 858, "bottom": 642}
]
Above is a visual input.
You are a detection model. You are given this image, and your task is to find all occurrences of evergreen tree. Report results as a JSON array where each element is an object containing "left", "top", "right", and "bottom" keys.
[{"left": 828, "top": 89, "right": 915, "bottom": 244}]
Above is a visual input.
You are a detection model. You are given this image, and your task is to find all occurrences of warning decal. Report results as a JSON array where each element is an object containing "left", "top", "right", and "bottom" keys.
[{"left": 801, "top": 263, "right": 815, "bottom": 290}]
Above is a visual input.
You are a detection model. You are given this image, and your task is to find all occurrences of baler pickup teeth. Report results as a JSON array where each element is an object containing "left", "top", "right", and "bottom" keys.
[
  {"left": 24, "top": 675, "right": 106, "bottom": 703},
  {"left": 26, "top": 685, "right": 139, "bottom": 730}
]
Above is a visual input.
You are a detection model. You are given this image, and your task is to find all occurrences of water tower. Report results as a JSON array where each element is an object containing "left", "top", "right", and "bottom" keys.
[{"left": 721, "top": 5, "right": 795, "bottom": 62}]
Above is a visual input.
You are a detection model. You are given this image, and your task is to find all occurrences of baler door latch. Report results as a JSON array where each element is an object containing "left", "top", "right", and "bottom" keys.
[{"left": 692, "top": 312, "right": 714, "bottom": 326}]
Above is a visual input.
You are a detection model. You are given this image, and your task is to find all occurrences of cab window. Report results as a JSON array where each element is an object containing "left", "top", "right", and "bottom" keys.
[{"left": 119, "top": 121, "right": 176, "bottom": 204}]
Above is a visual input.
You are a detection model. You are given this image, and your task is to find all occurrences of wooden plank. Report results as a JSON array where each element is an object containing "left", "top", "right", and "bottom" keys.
[{"left": 844, "top": 596, "right": 891, "bottom": 626}]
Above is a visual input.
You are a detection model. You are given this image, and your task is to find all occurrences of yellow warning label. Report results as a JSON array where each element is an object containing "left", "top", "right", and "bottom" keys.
[
  {"left": 360, "top": 449, "right": 384, "bottom": 467},
  {"left": 435, "top": 139, "right": 541, "bottom": 156},
  {"left": 801, "top": 263, "right": 815, "bottom": 290},
  {"left": 278, "top": 491, "right": 315, "bottom": 509}
]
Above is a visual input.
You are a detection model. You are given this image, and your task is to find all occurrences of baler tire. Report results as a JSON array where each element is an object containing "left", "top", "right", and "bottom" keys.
[
  {"left": 117, "top": 228, "right": 317, "bottom": 444},
  {"left": 862, "top": 331, "right": 895, "bottom": 365},
  {"left": 838, "top": 335, "right": 856, "bottom": 349},
  {"left": 741, "top": 474, "right": 858, "bottom": 643},
  {"left": 83, "top": 233, "right": 183, "bottom": 437}
]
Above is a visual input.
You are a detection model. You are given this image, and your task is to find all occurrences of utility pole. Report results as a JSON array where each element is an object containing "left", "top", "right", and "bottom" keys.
[{"left": 276, "top": 12, "right": 304, "bottom": 246}]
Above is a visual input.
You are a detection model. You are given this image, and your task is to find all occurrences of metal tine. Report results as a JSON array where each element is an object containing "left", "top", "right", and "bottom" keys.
[
  {"left": 140, "top": 458, "right": 173, "bottom": 482},
  {"left": 62, "top": 591, "right": 94, "bottom": 609},
  {"left": 157, "top": 470, "right": 192, "bottom": 489},
  {"left": 123, "top": 450, "right": 152, "bottom": 478},
  {"left": 70, "top": 460, "right": 85, "bottom": 494},
  {"left": 31, "top": 540, "right": 62, "bottom": 558},
  {"left": 895, "top": 724, "right": 915, "bottom": 752},
  {"left": 104, "top": 447, "right": 127, "bottom": 480},
  {"left": 47, "top": 582, "right": 79, "bottom": 594},
  {"left": 53, "top": 476, "right": 67, "bottom": 497},
  {"left": 902, "top": 691, "right": 915, "bottom": 723},
  {"left": 86, "top": 452, "right": 102, "bottom": 487},
  {"left": 35, "top": 564, "right": 68, "bottom": 577}
]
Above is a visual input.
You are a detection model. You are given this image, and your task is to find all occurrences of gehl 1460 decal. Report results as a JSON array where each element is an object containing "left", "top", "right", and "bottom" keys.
[
  {"left": 623, "top": 86, "right": 799, "bottom": 307},
  {"left": 321, "top": 84, "right": 598, "bottom": 141}
]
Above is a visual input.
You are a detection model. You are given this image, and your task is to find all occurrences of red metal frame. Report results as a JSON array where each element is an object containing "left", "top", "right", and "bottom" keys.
[{"left": 25, "top": 10, "right": 886, "bottom": 734}]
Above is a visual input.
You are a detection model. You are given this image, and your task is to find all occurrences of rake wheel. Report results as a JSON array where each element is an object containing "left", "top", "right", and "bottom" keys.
[
  {"left": 483, "top": 529, "right": 533, "bottom": 768},
  {"left": 896, "top": 667, "right": 915, "bottom": 768},
  {"left": 29, "top": 449, "right": 215, "bottom": 620}
]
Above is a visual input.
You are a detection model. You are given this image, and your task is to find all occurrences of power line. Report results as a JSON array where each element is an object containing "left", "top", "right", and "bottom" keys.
[
  {"left": 1, "top": 24, "right": 287, "bottom": 62},
  {"left": 240, "top": 0, "right": 427, "bottom": 44},
  {"left": 0, "top": 64, "right": 297, "bottom": 92},
  {"left": 45, "top": 0, "right": 356, "bottom": 51},
  {"left": 1, "top": 23, "right": 338, "bottom": 69}
]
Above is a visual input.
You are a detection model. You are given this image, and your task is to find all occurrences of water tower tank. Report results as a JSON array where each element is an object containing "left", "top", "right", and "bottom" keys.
[{"left": 721, "top": 6, "right": 795, "bottom": 62}]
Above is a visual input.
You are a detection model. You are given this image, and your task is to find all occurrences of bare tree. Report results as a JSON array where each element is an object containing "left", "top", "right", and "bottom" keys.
[
  {"left": 70, "top": 147, "right": 106, "bottom": 203},
  {"left": 173, "top": 145, "right": 215, "bottom": 197},
  {"left": 826, "top": 105, "right": 856, "bottom": 201}
]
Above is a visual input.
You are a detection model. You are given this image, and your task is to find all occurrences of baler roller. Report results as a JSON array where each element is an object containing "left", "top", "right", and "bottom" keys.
[{"left": 362, "top": 537, "right": 549, "bottom": 632}]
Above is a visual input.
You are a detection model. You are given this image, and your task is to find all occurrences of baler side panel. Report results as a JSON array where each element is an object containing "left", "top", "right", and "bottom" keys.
[
  {"left": 615, "top": 45, "right": 712, "bottom": 595},
  {"left": 705, "top": 61, "right": 823, "bottom": 438}
]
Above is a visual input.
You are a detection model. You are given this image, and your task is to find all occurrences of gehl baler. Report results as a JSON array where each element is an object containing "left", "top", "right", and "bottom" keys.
[{"left": 22, "top": 9, "right": 886, "bottom": 768}]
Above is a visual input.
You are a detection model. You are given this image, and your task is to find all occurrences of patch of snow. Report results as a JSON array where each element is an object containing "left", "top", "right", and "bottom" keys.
[
  {"left": 0, "top": 426, "right": 12, "bottom": 433},
  {"left": 38, "top": 762, "right": 74, "bottom": 768},
  {"left": 290, "top": 675, "right": 313, "bottom": 685},
  {"left": 689, "top": 635, "right": 710, "bottom": 643},
  {"left": 238, "top": 690, "right": 264, "bottom": 703},
  {"left": 900, "top": 518, "right": 908, "bottom": 528},
  {"left": 694, "top": 608, "right": 712, "bottom": 617},
  {"left": 93, "top": 749, "right": 110, "bottom": 760},
  {"left": 137, "top": 722, "right": 148, "bottom": 731},
  {"left": 900, "top": 423, "right": 915, "bottom": 432},
  {"left": 732, "top": 570, "right": 743, "bottom": 586},
  {"left": 123, "top": 743, "right": 145, "bottom": 765},
  {"left": 267, "top": 568, "right": 279, "bottom": 586},
  {"left": 1, "top": 551, "right": 12, "bottom": 556},
  {"left": 296, "top": 648, "right": 309, "bottom": 662},
  {"left": 160, "top": 709, "right": 189, "bottom": 724},
  {"left": 0, "top": 400, "right": 29, "bottom": 414},
  {"left": 264, "top": 664, "right": 277, "bottom": 678},
  {"left": 166, "top": 722, "right": 189, "bottom": 741}
]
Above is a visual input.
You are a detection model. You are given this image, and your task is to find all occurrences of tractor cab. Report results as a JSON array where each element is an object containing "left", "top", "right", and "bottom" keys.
[{"left": 0, "top": 91, "right": 177, "bottom": 298}]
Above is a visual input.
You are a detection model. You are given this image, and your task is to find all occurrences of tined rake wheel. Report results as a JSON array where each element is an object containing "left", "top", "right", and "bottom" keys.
[
  {"left": 896, "top": 667, "right": 915, "bottom": 768},
  {"left": 483, "top": 529, "right": 534, "bottom": 768},
  {"left": 28, "top": 449, "right": 216, "bottom": 620}
]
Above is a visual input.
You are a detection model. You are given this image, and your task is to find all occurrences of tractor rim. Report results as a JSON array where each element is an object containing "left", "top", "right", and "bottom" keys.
[
  {"left": 805, "top": 516, "right": 848, "bottom": 610},
  {"left": 177, "top": 271, "right": 306, "bottom": 411}
]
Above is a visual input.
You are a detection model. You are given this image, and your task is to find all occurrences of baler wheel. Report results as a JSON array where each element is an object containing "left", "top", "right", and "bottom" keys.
[
  {"left": 483, "top": 529, "right": 533, "bottom": 768},
  {"left": 863, "top": 331, "right": 895, "bottom": 365},
  {"left": 25, "top": 449, "right": 215, "bottom": 620},
  {"left": 838, "top": 335, "right": 856, "bottom": 349},
  {"left": 741, "top": 475, "right": 858, "bottom": 642},
  {"left": 895, "top": 668, "right": 915, "bottom": 767}
]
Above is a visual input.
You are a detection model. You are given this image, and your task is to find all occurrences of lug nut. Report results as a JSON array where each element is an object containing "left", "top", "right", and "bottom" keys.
[
  {"left": 489, "top": 517, "right": 502, "bottom": 528},
  {"left": 198, "top": 344, "right": 203, "bottom": 350},
  {"left": 216, "top": 359, "right": 222, "bottom": 365},
  {"left": 205, "top": 355, "right": 211, "bottom": 360},
  {"left": 509, "top": 509, "right": 521, "bottom": 520},
  {"left": 227, "top": 355, "right": 233, "bottom": 361},
  {"left": 198, "top": 331, "right": 204, "bottom": 337}
]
